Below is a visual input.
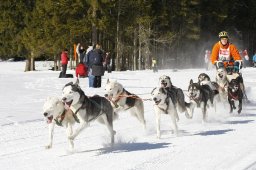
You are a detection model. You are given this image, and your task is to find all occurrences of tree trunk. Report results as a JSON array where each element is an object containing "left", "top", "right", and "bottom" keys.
[
  {"left": 138, "top": 24, "right": 142, "bottom": 70},
  {"left": 92, "top": 5, "right": 97, "bottom": 45},
  {"left": 115, "top": 0, "right": 121, "bottom": 71},
  {"left": 24, "top": 59, "right": 31, "bottom": 72},
  {"left": 54, "top": 55, "right": 57, "bottom": 71},
  {"left": 30, "top": 57, "right": 35, "bottom": 71},
  {"left": 133, "top": 28, "right": 137, "bottom": 70}
]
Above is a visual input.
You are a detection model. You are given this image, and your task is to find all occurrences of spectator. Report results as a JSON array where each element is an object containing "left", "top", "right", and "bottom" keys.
[
  {"left": 76, "top": 43, "right": 85, "bottom": 63},
  {"left": 242, "top": 49, "right": 249, "bottom": 68},
  {"left": 85, "top": 45, "right": 95, "bottom": 87},
  {"left": 86, "top": 44, "right": 104, "bottom": 88},
  {"left": 252, "top": 51, "right": 256, "bottom": 67},
  {"left": 204, "top": 50, "right": 211, "bottom": 70},
  {"left": 152, "top": 58, "right": 158, "bottom": 72},
  {"left": 60, "top": 48, "right": 69, "bottom": 78},
  {"left": 104, "top": 52, "right": 112, "bottom": 73},
  {"left": 75, "top": 61, "right": 88, "bottom": 78}
]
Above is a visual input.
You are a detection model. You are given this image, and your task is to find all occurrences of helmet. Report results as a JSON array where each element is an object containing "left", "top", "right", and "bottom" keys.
[{"left": 219, "top": 31, "right": 229, "bottom": 39}]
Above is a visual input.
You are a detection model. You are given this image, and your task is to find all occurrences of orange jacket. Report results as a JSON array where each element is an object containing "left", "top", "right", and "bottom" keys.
[{"left": 211, "top": 41, "right": 241, "bottom": 67}]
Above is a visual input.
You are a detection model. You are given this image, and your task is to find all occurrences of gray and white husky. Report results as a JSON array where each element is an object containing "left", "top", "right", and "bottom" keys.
[
  {"left": 43, "top": 96, "right": 76, "bottom": 150},
  {"left": 159, "top": 75, "right": 191, "bottom": 119},
  {"left": 187, "top": 79, "right": 217, "bottom": 122},
  {"left": 62, "top": 80, "right": 116, "bottom": 145},
  {"left": 151, "top": 87, "right": 179, "bottom": 138},
  {"left": 104, "top": 79, "right": 146, "bottom": 129}
]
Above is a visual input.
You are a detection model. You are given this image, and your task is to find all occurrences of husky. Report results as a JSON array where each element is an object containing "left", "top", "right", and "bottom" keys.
[
  {"left": 151, "top": 87, "right": 179, "bottom": 138},
  {"left": 187, "top": 79, "right": 216, "bottom": 122},
  {"left": 159, "top": 75, "right": 191, "bottom": 119},
  {"left": 62, "top": 80, "right": 116, "bottom": 145},
  {"left": 198, "top": 73, "right": 219, "bottom": 92},
  {"left": 226, "top": 72, "right": 247, "bottom": 101},
  {"left": 43, "top": 96, "right": 76, "bottom": 150},
  {"left": 228, "top": 79, "right": 243, "bottom": 114},
  {"left": 216, "top": 68, "right": 229, "bottom": 102},
  {"left": 104, "top": 79, "right": 146, "bottom": 129}
]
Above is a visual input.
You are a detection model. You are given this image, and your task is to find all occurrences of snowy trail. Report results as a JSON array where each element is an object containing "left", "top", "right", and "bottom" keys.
[{"left": 0, "top": 62, "right": 256, "bottom": 170}]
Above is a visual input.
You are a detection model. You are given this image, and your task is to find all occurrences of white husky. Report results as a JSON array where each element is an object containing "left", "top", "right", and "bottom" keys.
[
  {"left": 216, "top": 68, "right": 229, "bottom": 102},
  {"left": 151, "top": 87, "right": 179, "bottom": 138},
  {"left": 43, "top": 96, "right": 75, "bottom": 150},
  {"left": 104, "top": 79, "right": 146, "bottom": 129}
]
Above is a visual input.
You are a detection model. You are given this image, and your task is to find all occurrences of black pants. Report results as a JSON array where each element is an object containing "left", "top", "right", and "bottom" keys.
[
  {"left": 62, "top": 64, "right": 67, "bottom": 77},
  {"left": 93, "top": 76, "right": 101, "bottom": 88}
]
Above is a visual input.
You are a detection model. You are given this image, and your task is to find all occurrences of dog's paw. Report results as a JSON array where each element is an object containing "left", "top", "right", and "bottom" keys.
[
  {"left": 45, "top": 145, "right": 52, "bottom": 149},
  {"left": 238, "top": 109, "right": 242, "bottom": 114},
  {"left": 68, "top": 135, "right": 75, "bottom": 140},
  {"left": 185, "top": 112, "right": 192, "bottom": 119},
  {"left": 156, "top": 133, "right": 161, "bottom": 139}
]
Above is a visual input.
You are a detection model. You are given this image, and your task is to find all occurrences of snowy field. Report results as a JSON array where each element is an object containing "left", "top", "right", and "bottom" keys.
[{"left": 0, "top": 61, "right": 256, "bottom": 170}]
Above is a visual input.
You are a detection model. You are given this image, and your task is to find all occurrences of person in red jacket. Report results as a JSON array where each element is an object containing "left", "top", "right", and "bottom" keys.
[
  {"left": 76, "top": 62, "right": 88, "bottom": 78},
  {"left": 61, "top": 49, "right": 69, "bottom": 77}
]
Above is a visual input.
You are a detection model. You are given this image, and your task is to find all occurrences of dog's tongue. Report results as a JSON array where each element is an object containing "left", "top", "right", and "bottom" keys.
[
  {"left": 47, "top": 116, "right": 53, "bottom": 124},
  {"left": 65, "top": 103, "right": 70, "bottom": 109}
]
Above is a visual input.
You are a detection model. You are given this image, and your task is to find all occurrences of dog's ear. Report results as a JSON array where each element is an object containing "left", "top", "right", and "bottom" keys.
[
  {"left": 166, "top": 76, "right": 170, "bottom": 80},
  {"left": 190, "top": 79, "right": 193, "bottom": 85},
  {"left": 160, "top": 87, "right": 167, "bottom": 94},
  {"left": 74, "top": 78, "right": 80, "bottom": 86}
]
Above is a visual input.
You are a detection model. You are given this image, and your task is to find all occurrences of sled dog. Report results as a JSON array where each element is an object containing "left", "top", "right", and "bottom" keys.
[
  {"left": 104, "top": 79, "right": 146, "bottom": 128},
  {"left": 159, "top": 75, "right": 191, "bottom": 118},
  {"left": 151, "top": 87, "right": 179, "bottom": 138},
  {"left": 43, "top": 96, "right": 76, "bottom": 150},
  {"left": 62, "top": 80, "right": 116, "bottom": 145},
  {"left": 228, "top": 79, "right": 243, "bottom": 114},
  {"left": 216, "top": 68, "right": 229, "bottom": 102},
  {"left": 187, "top": 79, "right": 216, "bottom": 121},
  {"left": 198, "top": 73, "right": 219, "bottom": 92}
]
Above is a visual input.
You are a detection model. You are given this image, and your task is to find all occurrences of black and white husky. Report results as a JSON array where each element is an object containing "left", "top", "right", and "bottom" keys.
[
  {"left": 151, "top": 87, "right": 179, "bottom": 138},
  {"left": 198, "top": 73, "right": 219, "bottom": 92},
  {"left": 187, "top": 79, "right": 216, "bottom": 122},
  {"left": 104, "top": 79, "right": 146, "bottom": 129},
  {"left": 228, "top": 79, "right": 243, "bottom": 114},
  {"left": 159, "top": 75, "right": 191, "bottom": 119},
  {"left": 62, "top": 80, "right": 116, "bottom": 145},
  {"left": 43, "top": 96, "right": 76, "bottom": 150}
]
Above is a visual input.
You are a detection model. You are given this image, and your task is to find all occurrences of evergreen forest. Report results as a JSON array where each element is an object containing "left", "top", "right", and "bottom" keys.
[{"left": 0, "top": 0, "right": 256, "bottom": 71}]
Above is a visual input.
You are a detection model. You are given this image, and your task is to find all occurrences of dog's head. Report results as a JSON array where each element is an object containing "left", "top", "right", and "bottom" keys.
[
  {"left": 151, "top": 87, "right": 168, "bottom": 105},
  {"left": 104, "top": 79, "right": 124, "bottom": 100},
  {"left": 62, "top": 79, "right": 84, "bottom": 107},
  {"left": 228, "top": 79, "right": 240, "bottom": 93},
  {"left": 159, "top": 75, "right": 172, "bottom": 88},
  {"left": 216, "top": 68, "right": 227, "bottom": 80},
  {"left": 188, "top": 79, "right": 201, "bottom": 99},
  {"left": 198, "top": 73, "right": 210, "bottom": 84},
  {"left": 43, "top": 97, "right": 65, "bottom": 124}
]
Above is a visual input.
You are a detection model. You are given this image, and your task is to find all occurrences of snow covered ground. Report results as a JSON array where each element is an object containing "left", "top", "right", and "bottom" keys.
[{"left": 0, "top": 61, "right": 256, "bottom": 170}]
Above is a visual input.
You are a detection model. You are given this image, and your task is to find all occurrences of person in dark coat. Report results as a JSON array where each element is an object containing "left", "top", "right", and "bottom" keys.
[{"left": 86, "top": 44, "right": 104, "bottom": 88}]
